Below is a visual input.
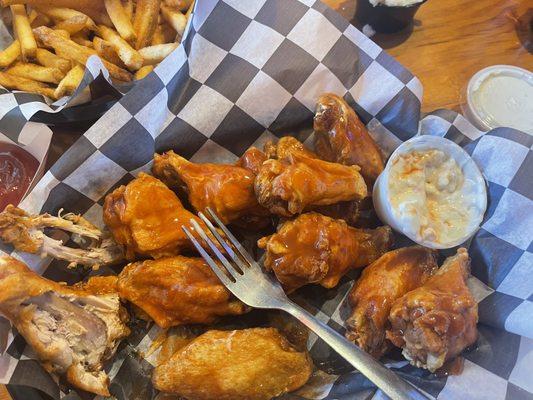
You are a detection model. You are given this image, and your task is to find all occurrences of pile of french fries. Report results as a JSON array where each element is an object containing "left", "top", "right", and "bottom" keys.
[{"left": 0, "top": 0, "right": 193, "bottom": 100}]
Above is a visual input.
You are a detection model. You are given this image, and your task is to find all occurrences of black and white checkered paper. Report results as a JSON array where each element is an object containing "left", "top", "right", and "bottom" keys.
[{"left": 1, "top": 1, "right": 532, "bottom": 399}]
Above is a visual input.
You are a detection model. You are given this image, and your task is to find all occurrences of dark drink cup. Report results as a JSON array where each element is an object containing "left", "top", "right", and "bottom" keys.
[{"left": 356, "top": 0, "right": 427, "bottom": 33}]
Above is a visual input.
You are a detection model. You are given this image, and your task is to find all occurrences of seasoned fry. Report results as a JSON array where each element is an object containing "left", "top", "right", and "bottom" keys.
[
  {"left": 53, "top": 15, "right": 94, "bottom": 34},
  {"left": 0, "top": 70, "right": 55, "bottom": 98},
  {"left": 98, "top": 25, "right": 143, "bottom": 70},
  {"left": 6, "top": 62, "right": 64, "bottom": 84},
  {"left": 11, "top": 5, "right": 37, "bottom": 61},
  {"left": 54, "top": 64, "right": 84, "bottom": 98},
  {"left": 104, "top": 0, "right": 136, "bottom": 43},
  {"left": 160, "top": 4, "right": 186, "bottom": 37},
  {"left": 133, "top": 0, "right": 161, "bottom": 49},
  {"left": 139, "top": 43, "right": 178, "bottom": 65},
  {"left": 0, "top": 40, "right": 21, "bottom": 67},
  {"left": 134, "top": 64, "right": 153, "bottom": 80},
  {"left": 35, "top": 48, "right": 71, "bottom": 73},
  {"left": 93, "top": 36, "right": 126, "bottom": 68},
  {"left": 33, "top": 26, "right": 132, "bottom": 81},
  {"left": 34, "top": 6, "right": 96, "bottom": 30},
  {"left": 70, "top": 33, "right": 93, "bottom": 48}
]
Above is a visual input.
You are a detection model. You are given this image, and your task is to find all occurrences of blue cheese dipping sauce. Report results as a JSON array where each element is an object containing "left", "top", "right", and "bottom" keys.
[
  {"left": 466, "top": 65, "right": 533, "bottom": 135},
  {"left": 373, "top": 136, "right": 487, "bottom": 249}
]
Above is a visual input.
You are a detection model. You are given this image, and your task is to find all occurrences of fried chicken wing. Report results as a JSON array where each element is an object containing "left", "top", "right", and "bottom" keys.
[
  {"left": 314, "top": 93, "right": 384, "bottom": 185},
  {"left": 152, "top": 151, "right": 269, "bottom": 227},
  {"left": 387, "top": 248, "right": 478, "bottom": 372},
  {"left": 345, "top": 246, "right": 438, "bottom": 358},
  {"left": 117, "top": 256, "right": 247, "bottom": 328},
  {"left": 264, "top": 136, "right": 317, "bottom": 160},
  {"left": 0, "top": 256, "right": 129, "bottom": 396},
  {"left": 255, "top": 153, "right": 367, "bottom": 217},
  {"left": 152, "top": 328, "right": 313, "bottom": 400},
  {"left": 258, "top": 213, "right": 393, "bottom": 292},
  {"left": 103, "top": 173, "right": 208, "bottom": 259},
  {"left": 0, "top": 205, "right": 124, "bottom": 268},
  {"left": 235, "top": 146, "right": 267, "bottom": 175}
]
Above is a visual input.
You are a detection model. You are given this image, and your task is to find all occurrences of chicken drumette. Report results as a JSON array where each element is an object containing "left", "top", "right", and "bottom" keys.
[
  {"left": 152, "top": 328, "right": 313, "bottom": 400},
  {"left": 103, "top": 173, "right": 210, "bottom": 259},
  {"left": 0, "top": 256, "right": 129, "bottom": 396},
  {"left": 345, "top": 246, "right": 438, "bottom": 358},
  {"left": 235, "top": 146, "right": 268, "bottom": 175},
  {"left": 258, "top": 212, "right": 392, "bottom": 292},
  {"left": 255, "top": 153, "right": 367, "bottom": 217},
  {"left": 387, "top": 248, "right": 478, "bottom": 372},
  {"left": 152, "top": 151, "right": 269, "bottom": 227},
  {"left": 314, "top": 93, "right": 384, "bottom": 185},
  {"left": 264, "top": 136, "right": 317, "bottom": 160}
]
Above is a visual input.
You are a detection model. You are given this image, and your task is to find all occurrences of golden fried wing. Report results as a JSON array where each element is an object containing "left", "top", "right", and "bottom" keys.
[
  {"left": 0, "top": 256, "right": 129, "bottom": 396},
  {"left": 153, "top": 151, "right": 270, "bottom": 227},
  {"left": 255, "top": 153, "right": 367, "bottom": 217},
  {"left": 345, "top": 246, "right": 438, "bottom": 358},
  {"left": 387, "top": 248, "right": 478, "bottom": 372},
  {"left": 103, "top": 173, "right": 207, "bottom": 259},
  {"left": 152, "top": 328, "right": 313, "bottom": 400},
  {"left": 117, "top": 256, "right": 247, "bottom": 328},
  {"left": 314, "top": 93, "right": 384, "bottom": 185},
  {"left": 258, "top": 212, "right": 393, "bottom": 292}
]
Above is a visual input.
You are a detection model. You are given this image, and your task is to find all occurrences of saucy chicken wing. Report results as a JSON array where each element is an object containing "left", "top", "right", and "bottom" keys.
[
  {"left": 264, "top": 136, "right": 317, "bottom": 160},
  {"left": 235, "top": 146, "right": 268, "bottom": 175},
  {"left": 314, "top": 93, "right": 384, "bottom": 185},
  {"left": 0, "top": 256, "right": 129, "bottom": 396},
  {"left": 152, "top": 328, "right": 313, "bottom": 400},
  {"left": 152, "top": 151, "right": 269, "bottom": 226},
  {"left": 258, "top": 213, "right": 393, "bottom": 292},
  {"left": 387, "top": 248, "right": 478, "bottom": 372},
  {"left": 255, "top": 153, "right": 367, "bottom": 217},
  {"left": 117, "top": 256, "right": 247, "bottom": 328},
  {"left": 345, "top": 246, "right": 438, "bottom": 358},
  {"left": 103, "top": 173, "right": 208, "bottom": 259}
]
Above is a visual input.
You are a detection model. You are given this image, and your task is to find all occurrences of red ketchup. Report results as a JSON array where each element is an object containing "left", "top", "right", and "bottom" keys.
[{"left": 0, "top": 143, "right": 39, "bottom": 211}]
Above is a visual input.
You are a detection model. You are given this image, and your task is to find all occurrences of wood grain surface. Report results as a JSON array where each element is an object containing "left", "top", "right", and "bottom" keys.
[{"left": 1, "top": 1, "right": 531, "bottom": 399}]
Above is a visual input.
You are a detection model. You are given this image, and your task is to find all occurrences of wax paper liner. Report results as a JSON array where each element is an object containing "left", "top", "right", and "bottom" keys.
[{"left": 1, "top": 1, "right": 532, "bottom": 399}]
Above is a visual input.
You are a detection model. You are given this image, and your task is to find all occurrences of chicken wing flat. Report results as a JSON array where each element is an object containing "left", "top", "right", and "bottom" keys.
[
  {"left": 153, "top": 151, "right": 269, "bottom": 226},
  {"left": 235, "top": 146, "right": 267, "bottom": 175},
  {"left": 264, "top": 136, "right": 318, "bottom": 160},
  {"left": 314, "top": 93, "right": 384, "bottom": 185},
  {"left": 345, "top": 246, "right": 438, "bottom": 358},
  {"left": 387, "top": 248, "right": 478, "bottom": 372},
  {"left": 117, "top": 256, "right": 247, "bottom": 328},
  {"left": 0, "top": 205, "right": 124, "bottom": 268},
  {"left": 255, "top": 153, "right": 367, "bottom": 217},
  {"left": 258, "top": 213, "right": 393, "bottom": 292},
  {"left": 103, "top": 173, "right": 208, "bottom": 259},
  {"left": 152, "top": 328, "right": 313, "bottom": 400},
  {"left": 0, "top": 256, "right": 129, "bottom": 396}
]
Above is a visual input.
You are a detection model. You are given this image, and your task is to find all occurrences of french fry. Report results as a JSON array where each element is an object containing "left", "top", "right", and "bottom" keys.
[
  {"left": 0, "top": 40, "right": 21, "bottom": 67},
  {"left": 122, "top": 0, "right": 133, "bottom": 22},
  {"left": 151, "top": 24, "right": 165, "bottom": 45},
  {"left": 70, "top": 33, "right": 93, "bottom": 48},
  {"left": 133, "top": 0, "right": 161, "bottom": 49},
  {"left": 35, "top": 48, "right": 71, "bottom": 73},
  {"left": 0, "top": 70, "right": 55, "bottom": 98},
  {"left": 104, "top": 0, "right": 135, "bottom": 43},
  {"left": 163, "top": 0, "right": 192, "bottom": 11},
  {"left": 185, "top": 0, "right": 194, "bottom": 19},
  {"left": 53, "top": 15, "right": 94, "bottom": 34},
  {"left": 93, "top": 36, "right": 126, "bottom": 68},
  {"left": 54, "top": 29, "right": 70, "bottom": 39},
  {"left": 11, "top": 5, "right": 37, "bottom": 61},
  {"left": 34, "top": 6, "right": 96, "bottom": 29},
  {"left": 28, "top": 9, "right": 50, "bottom": 27},
  {"left": 134, "top": 64, "right": 153, "bottom": 80},
  {"left": 139, "top": 43, "right": 178, "bottom": 65},
  {"left": 54, "top": 64, "right": 84, "bottom": 98},
  {"left": 1, "top": 0, "right": 107, "bottom": 24},
  {"left": 33, "top": 26, "right": 132, "bottom": 81},
  {"left": 98, "top": 25, "right": 143, "bottom": 70},
  {"left": 6, "top": 62, "right": 64, "bottom": 84},
  {"left": 160, "top": 4, "right": 186, "bottom": 37}
]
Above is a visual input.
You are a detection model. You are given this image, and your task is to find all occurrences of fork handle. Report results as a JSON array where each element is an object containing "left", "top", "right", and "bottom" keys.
[{"left": 281, "top": 302, "right": 430, "bottom": 400}]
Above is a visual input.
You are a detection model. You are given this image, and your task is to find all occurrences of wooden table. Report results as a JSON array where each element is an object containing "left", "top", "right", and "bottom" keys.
[{"left": 1, "top": 0, "right": 531, "bottom": 399}]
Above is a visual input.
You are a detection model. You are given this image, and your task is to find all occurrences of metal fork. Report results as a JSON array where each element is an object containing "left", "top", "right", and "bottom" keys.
[{"left": 183, "top": 207, "right": 430, "bottom": 400}]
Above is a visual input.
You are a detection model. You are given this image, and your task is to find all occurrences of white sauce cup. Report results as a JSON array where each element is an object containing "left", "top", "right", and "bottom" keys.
[{"left": 372, "top": 135, "right": 487, "bottom": 249}]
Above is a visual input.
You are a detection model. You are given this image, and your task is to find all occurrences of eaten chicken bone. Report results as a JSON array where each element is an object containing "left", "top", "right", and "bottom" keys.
[
  {"left": 0, "top": 256, "right": 130, "bottom": 396},
  {"left": 0, "top": 205, "right": 124, "bottom": 268}
]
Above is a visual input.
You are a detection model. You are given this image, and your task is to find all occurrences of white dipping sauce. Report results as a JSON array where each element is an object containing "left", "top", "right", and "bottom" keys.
[{"left": 387, "top": 149, "right": 484, "bottom": 245}]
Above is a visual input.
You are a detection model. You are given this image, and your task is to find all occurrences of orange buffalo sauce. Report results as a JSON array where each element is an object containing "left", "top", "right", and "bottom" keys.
[{"left": 0, "top": 142, "right": 39, "bottom": 211}]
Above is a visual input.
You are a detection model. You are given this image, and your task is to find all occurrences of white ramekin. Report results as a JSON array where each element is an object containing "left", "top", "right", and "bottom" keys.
[{"left": 372, "top": 135, "right": 487, "bottom": 249}]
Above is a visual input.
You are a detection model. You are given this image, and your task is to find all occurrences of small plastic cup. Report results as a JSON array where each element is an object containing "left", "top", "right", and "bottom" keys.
[
  {"left": 372, "top": 136, "right": 487, "bottom": 249},
  {"left": 355, "top": 0, "right": 427, "bottom": 34}
]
